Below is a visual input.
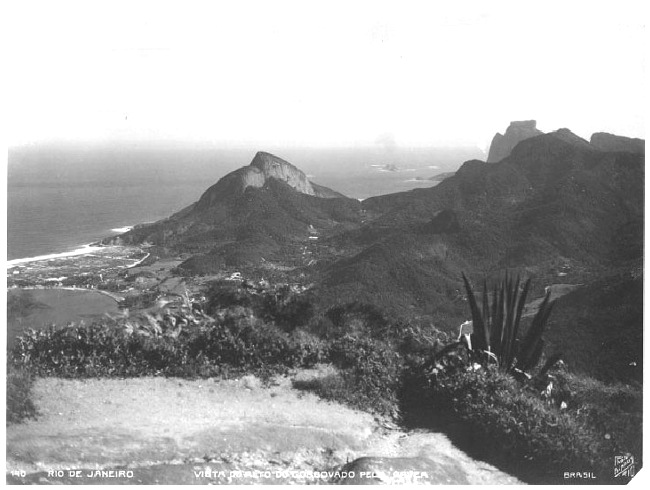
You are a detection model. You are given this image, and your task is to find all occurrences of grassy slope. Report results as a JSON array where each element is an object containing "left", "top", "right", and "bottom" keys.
[{"left": 544, "top": 272, "right": 643, "bottom": 384}]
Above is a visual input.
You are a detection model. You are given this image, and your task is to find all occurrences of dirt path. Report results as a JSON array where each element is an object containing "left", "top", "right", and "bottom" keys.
[
  {"left": 522, "top": 283, "right": 581, "bottom": 317},
  {"left": 6, "top": 368, "right": 522, "bottom": 485}
]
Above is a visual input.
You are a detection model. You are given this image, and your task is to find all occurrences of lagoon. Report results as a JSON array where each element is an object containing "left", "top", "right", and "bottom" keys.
[{"left": 6, "top": 288, "right": 121, "bottom": 351}]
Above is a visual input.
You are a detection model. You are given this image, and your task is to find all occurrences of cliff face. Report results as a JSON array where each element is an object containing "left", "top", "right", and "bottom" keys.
[
  {"left": 590, "top": 132, "right": 645, "bottom": 154},
  {"left": 246, "top": 151, "right": 316, "bottom": 195},
  {"left": 195, "top": 151, "right": 343, "bottom": 211},
  {"left": 487, "top": 120, "right": 544, "bottom": 162}
]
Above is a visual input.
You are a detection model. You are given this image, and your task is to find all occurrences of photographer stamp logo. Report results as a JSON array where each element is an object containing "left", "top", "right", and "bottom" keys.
[{"left": 614, "top": 455, "right": 635, "bottom": 478}]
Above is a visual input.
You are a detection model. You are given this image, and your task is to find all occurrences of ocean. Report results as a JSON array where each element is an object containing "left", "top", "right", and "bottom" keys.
[
  {"left": 7, "top": 179, "right": 205, "bottom": 262},
  {"left": 7, "top": 142, "right": 484, "bottom": 262},
  {"left": 7, "top": 143, "right": 248, "bottom": 262}
]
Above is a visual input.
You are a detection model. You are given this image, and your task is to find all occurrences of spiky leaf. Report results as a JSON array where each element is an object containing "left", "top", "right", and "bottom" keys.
[{"left": 462, "top": 273, "right": 489, "bottom": 352}]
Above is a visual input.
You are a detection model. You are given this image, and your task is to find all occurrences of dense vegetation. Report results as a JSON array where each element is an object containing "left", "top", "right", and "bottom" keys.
[
  {"left": 10, "top": 310, "right": 326, "bottom": 381},
  {"left": 6, "top": 130, "right": 644, "bottom": 486},
  {"left": 7, "top": 274, "right": 642, "bottom": 483},
  {"left": 459, "top": 272, "right": 556, "bottom": 377},
  {"left": 319, "top": 132, "right": 644, "bottom": 328},
  {"left": 545, "top": 272, "right": 643, "bottom": 383},
  {"left": 402, "top": 273, "right": 642, "bottom": 483},
  {"left": 405, "top": 365, "right": 641, "bottom": 483}
]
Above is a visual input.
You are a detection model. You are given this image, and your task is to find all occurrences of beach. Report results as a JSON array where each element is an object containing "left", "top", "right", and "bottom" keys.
[
  {"left": 7, "top": 245, "right": 150, "bottom": 284},
  {"left": 6, "top": 243, "right": 154, "bottom": 349}
]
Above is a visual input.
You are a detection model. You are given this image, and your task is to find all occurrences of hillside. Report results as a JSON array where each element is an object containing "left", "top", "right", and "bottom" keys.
[
  {"left": 104, "top": 130, "right": 644, "bottom": 369},
  {"left": 105, "top": 152, "right": 362, "bottom": 271},
  {"left": 329, "top": 130, "right": 643, "bottom": 319},
  {"left": 10, "top": 126, "right": 644, "bottom": 484},
  {"left": 544, "top": 270, "right": 643, "bottom": 384},
  {"left": 429, "top": 171, "right": 455, "bottom": 182}
]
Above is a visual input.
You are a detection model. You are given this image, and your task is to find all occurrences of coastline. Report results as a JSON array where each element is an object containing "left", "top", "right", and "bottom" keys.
[
  {"left": 7, "top": 239, "right": 152, "bottom": 292},
  {"left": 7, "top": 244, "right": 106, "bottom": 269},
  {"left": 7, "top": 224, "right": 138, "bottom": 268},
  {"left": 18, "top": 286, "right": 125, "bottom": 303},
  {"left": 111, "top": 226, "right": 134, "bottom": 234}
]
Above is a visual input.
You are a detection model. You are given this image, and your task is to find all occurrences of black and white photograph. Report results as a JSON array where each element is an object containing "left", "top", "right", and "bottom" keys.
[{"left": 3, "top": 0, "right": 645, "bottom": 485}]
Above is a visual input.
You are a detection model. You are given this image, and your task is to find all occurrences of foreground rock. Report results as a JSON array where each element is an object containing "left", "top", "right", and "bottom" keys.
[
  {"left": 337, "top": 456, "right": 470, "bottom": 485},
  {"left": 6, "top": 370, "right": 521, "bottom": 485}
]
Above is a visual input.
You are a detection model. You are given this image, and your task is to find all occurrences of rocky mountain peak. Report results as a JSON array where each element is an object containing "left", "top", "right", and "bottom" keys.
[
  {"left": 194, "top": 151, "right": 344, "bottom": 211},
  {"left": 487, "top": 120, "right": 544, "bottom": 162},
  {"left": 590, "top": 132, "right": 645, "bottom": 154},
  {"left": 246, "top": 151, "right": 316, "bottom": 195},
  {"left": 509, "top": 120, "right": 538, "bottom": 131},
  {"left": 548, "top": 128, "right": 594, "bottom": 150}
]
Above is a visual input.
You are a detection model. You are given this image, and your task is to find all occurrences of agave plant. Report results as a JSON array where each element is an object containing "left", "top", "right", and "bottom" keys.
[{"left": 461, "top": 272, "right": 556, "bottom": 377}]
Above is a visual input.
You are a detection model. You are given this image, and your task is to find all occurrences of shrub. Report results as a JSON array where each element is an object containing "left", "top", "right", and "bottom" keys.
[
  {"left": 206, "top": 283, "right": 252, "bottom": 312},
  {"left": 422, "top": 365, "right": 640, "bottom": 483},
  {"left": 324, "top": 302, "right": 389, "bottom": 339},
  {"left": 10, "top": 314, "right": 327, "bottom": 381},
  {"left": 461, "top": 272, "right": 556, "bottom": 377},
  {"left": 324, "top": 335, "right": 403, "bottom": 417},
  {"left": 286, "top": 330, "right": 329, "bottom": 366},
  {"left": 396, "top": 322, "right": 448, "bottom": 361},
  {"left": 550, "top": 370, "right": 643, "bottom": 461},
  {"left": 411, "top": 272, "right": 642, "bottom": 483},
  {"left": 260, "top": 285, "right": 315, "bottom": 330},
  {"left": 121, "top": 290, "right": 159, "bottom": 309},
  {"left": 204, "top": 282, "right": 316, "bottom": 331}
]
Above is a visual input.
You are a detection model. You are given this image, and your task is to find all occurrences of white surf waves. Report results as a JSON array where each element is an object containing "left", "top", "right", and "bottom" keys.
[
  {"left": 111, "top": 226, "right": 133, "bottom": 233},
  {"left": 7, "top": 244, "right": 104, "bottom": 268}
]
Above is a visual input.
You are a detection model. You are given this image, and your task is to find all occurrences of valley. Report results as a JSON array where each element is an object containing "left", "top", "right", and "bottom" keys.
[{"left": 7, "top": 123, "right": 644, "bottom": 485}]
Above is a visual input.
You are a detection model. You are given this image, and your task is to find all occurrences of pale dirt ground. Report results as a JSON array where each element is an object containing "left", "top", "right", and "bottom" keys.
[
  {"left": 6, "top": 367, "right": 522, "bottom": 485},
  {"left": 522, "top": 283, "right": 581, "bottom": 317}
]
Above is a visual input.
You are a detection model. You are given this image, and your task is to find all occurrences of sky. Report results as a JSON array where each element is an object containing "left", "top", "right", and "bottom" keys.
[{"left": 4, "top": 0, "right": 647, "bottom": 150}]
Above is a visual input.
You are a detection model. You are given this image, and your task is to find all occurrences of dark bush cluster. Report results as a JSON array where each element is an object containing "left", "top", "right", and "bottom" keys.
[
  {"left": 10, "top": 316, "right": 327, "bottom": 382},
  {"left": 551, "top": 370, "right": 643, "bottom": 463},
  {"left": 121, "top": 290, "right": 159, "bottom": 309},
  {"left": 324, "top": 335, "right": 403, "bottom": 416},
  {"left": 7, "top": 276, "right": 642, "bottom": 485},
  {"left": 9, "top": 304, "right": 411, "bottom": 420},
  {"left": 324, "top": 302, "right": 390, "bottom": 338},
  {"left": 417, "top": 365, "right": 641, "bottom": 483},
  {"left": 260, "top": 285, "right": 315, "bottom": 330},
  {"left": 205, "top": 281, "right": 315, "bottom": 331},
  {"left": 408, "top": 273, "right": 643, "bottom": 483}
]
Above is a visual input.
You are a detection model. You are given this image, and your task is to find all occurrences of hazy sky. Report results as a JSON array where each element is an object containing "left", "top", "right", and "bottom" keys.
[{"left": 6, "top": 0, "right": 646, "bottom": 149}]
